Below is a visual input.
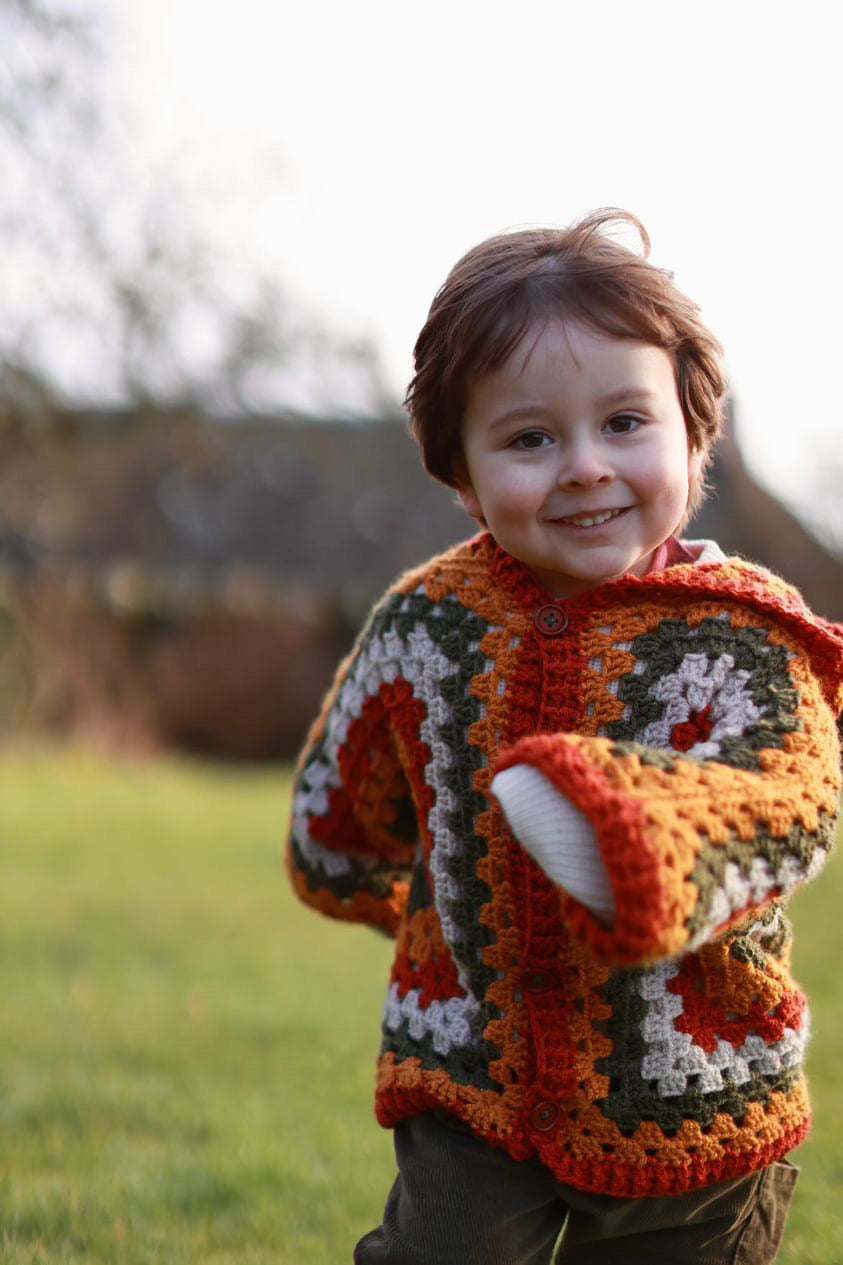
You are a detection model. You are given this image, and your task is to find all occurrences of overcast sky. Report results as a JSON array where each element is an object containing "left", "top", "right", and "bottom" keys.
[{"left": 99, "top": 0, "right": 841, "bottom": 527}]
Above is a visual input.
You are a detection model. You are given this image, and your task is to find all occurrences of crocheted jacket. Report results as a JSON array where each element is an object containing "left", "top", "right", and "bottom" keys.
[{"left": 286, "top": 532, "right": 843, "bottom": 1198}]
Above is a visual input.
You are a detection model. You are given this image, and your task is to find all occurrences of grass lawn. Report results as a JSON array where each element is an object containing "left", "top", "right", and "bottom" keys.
[{"left": 0, "top": 746, "right": 840, "bottom": 1263}]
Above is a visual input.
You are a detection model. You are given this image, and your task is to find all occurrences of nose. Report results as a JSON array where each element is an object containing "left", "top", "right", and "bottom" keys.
[{"left": 556, "top": 437, "right": 613, "bottom": 489}]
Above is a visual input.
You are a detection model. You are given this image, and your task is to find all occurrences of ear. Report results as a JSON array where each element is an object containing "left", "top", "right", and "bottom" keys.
[
  {"left": 687, "top": 444, "right": 705, "bottom": 485},
  {"left": 452, "top": 455, "right": 484, "bottom": 521},
  {"left": 456, "top": 481, "right": 484, "bottom": 521}
]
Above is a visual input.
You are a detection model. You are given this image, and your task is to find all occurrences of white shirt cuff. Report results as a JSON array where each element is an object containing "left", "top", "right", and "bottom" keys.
[{"left": 491, "top": 764, "right": 616, "bottom": 924}]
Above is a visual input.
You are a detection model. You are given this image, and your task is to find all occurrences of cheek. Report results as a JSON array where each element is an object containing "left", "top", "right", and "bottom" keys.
[
  {"left": 491, "top": 478, "right": 546, "bottom": 525},
  {"left": 469, "top": 462, "right": 535, "bottom": 515},
  {"left": 640, "top": 436, "right": 694, "bottom": 498},
  {"left": 504, "top": 459, "right": 552, "bottom": 501}
]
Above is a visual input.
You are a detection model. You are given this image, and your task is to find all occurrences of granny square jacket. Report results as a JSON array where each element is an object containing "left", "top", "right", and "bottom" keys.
[{"left": 286, "top": 532, "right": 843, "bottom": 1198}]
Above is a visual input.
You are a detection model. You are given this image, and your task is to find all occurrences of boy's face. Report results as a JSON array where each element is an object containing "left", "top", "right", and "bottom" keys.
[{"left": 456, "top": 320, "right": 703, "bottom": 599}]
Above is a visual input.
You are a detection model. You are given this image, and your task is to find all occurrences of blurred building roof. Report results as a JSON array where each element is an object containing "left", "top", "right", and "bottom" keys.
[
  {"left": 1, "top": 404, "right": 840, "bottom": 622},
  {"left": 0, "top": 408, "right": 469, "bottom": 621}
]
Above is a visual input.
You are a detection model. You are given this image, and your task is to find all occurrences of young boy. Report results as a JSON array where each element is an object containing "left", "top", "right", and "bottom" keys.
[{"left": 286, "top": 210, "right": 843, "bottom": 1263}]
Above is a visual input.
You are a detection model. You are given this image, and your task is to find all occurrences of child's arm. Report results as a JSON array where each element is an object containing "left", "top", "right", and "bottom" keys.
[
  {"left": 492, "top": 620, "right": 843, "bottom": 967},
  {"left": 286, "top": 598, "right": 419, "bottom": 938}
]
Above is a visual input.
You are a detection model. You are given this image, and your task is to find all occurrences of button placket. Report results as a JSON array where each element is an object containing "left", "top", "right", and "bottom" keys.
[
  {"left": 523, "top": 969, "right": 555, "bottom": 993},
  {"left": 530, "top": 1101, "right": 560, "bottom": 1132},
  {"left": 534, "top": 604, "right": 569, "bottom": 636}
]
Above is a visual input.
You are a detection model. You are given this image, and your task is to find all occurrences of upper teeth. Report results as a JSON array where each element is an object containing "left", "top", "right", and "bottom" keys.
[{"left": 562, "top": 509, "right": 623, "bottom": 527}]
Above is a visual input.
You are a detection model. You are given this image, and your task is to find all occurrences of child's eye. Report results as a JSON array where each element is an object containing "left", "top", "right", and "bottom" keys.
[
  {"left": 605, "top": 413, "right": 642, "bottom": 434},
  {"left": 511, "top": 430, "right": 551, "bottom": 450}
]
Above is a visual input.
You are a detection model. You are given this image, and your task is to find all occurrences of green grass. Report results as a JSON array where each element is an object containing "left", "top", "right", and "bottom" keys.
[
  {"left": 0, "top": 747, "right": 396, "bottom": 1263},
  {"left": 0, "top": 747, "right": 840, "bottom": 1263}
]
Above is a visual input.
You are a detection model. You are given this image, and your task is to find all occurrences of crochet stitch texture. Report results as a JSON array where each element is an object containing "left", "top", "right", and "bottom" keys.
[{"left": 287, "top": 532, "right": 843, "bottom": 1198}]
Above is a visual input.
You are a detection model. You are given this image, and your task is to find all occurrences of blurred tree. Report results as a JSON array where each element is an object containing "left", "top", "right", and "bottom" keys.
[{"left": 0, "top": 0, "right": 393, "bottom": 417}]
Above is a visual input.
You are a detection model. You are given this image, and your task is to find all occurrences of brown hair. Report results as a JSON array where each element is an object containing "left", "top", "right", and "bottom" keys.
[{"left": 405, "top": 209, "right": 727, "bottom": 516}]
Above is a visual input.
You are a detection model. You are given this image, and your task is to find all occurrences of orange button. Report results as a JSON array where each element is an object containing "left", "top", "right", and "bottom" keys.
[
  {"left": 523, "top": 970, "right": 555, "bottom": 993},
  {"left": 530, "top": 1101, "right": 559, "bottom": 1132},
  {"left": 534, "top": 604, "right": 568, "bottom": 636}
]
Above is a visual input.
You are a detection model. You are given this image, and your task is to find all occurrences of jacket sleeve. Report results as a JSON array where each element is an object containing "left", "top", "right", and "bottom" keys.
[
  {"left": 494, "top": 619, "right": 843, "bottom": 967},
  {"left": 286, "top": 598, "right": 419, "bottom": 937}
]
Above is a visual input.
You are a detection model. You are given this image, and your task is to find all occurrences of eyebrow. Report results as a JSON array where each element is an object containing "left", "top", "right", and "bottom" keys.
[
  {"left": 488, "top": 388, "right": 659, "bottom": 430},
  {"left": 595, "top": 387, "right": 660, "bottom": 408},
  {"left": 488, "top": 405, "right": 554, "bottom": 431}
]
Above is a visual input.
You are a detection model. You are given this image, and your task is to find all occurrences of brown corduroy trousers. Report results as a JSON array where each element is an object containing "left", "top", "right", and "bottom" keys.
[{"left": 354, "top": 1112, "right": 798, "bottom": 1265}]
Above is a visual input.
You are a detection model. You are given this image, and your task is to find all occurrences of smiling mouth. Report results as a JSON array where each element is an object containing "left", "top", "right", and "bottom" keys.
[{"left": 556, "top": 508, "right": 628, "bottom": 528}]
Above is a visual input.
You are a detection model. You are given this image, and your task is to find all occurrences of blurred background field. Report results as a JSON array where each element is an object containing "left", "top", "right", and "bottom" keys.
[
  {"left": 0, "top": 747, "right": 396, "bottom": 1263},
  {"left": 0, "top": 747, "right": 841, "bottom": 1265}
]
